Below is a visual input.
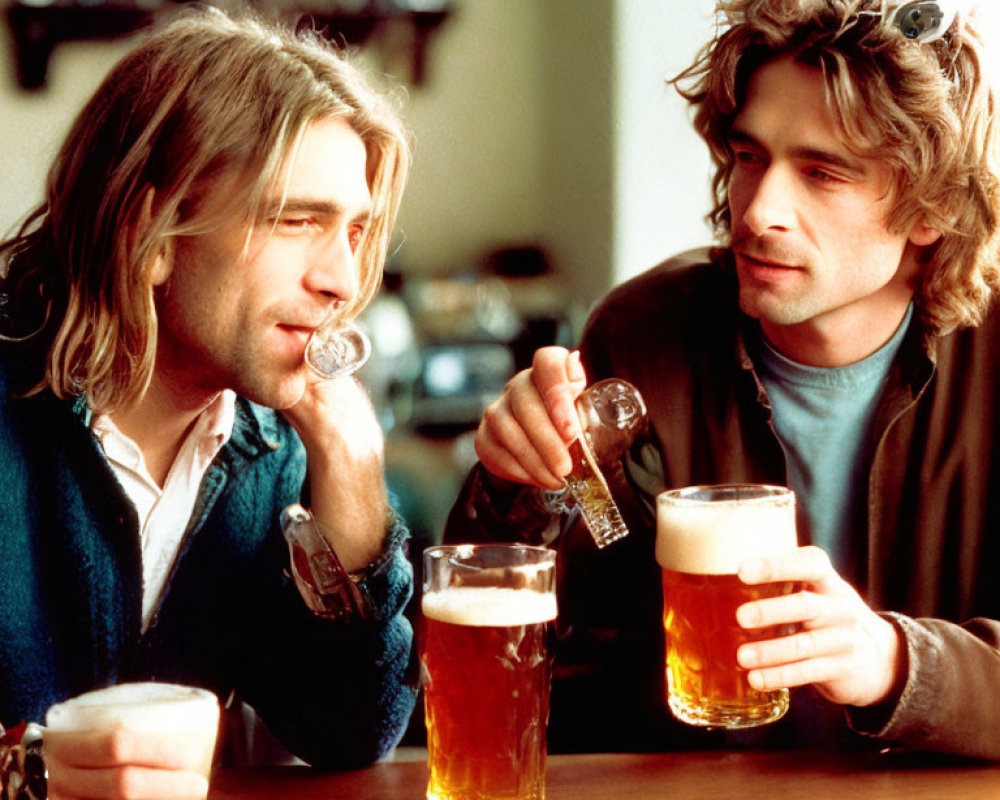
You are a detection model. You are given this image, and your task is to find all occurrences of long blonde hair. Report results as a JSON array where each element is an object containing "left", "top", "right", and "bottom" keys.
[
  {"left": 675, "top": 0, "right": 1000, "bottom": 333},
  {"left": 0, "top": 5, "right": 411, "bottom": 412}
]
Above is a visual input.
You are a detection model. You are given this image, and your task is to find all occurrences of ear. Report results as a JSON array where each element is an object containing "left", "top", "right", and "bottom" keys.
[
  {"left": 908, "top": 220, "right": 942, "bottom": 248},
  {"left": 149, "top": 242, "right": 173, "bottom": 288},
  {"left": 133, "top": 186, "right": 173, "bottom": 287}
]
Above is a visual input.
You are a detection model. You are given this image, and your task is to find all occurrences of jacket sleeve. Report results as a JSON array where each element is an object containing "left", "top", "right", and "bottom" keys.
[
  {"left": 231, "top": 510, "right": 418, "bottom": 770},
  {"left": 442, "top": 463, "right": 564, "bottom": 546},
  {"left": 846, "top": 613, "right": 1000, "bottom": 760}
]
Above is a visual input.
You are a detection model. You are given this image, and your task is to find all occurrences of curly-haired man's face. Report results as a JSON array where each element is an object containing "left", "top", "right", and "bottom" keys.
[{"left": 727, "top": 55, "right": 939, "bottom": 366}]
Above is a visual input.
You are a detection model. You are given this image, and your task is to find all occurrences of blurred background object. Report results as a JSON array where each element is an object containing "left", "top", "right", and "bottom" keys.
[
  {"left": 5, "top": 0, "right": 451, "bottom": 89},
  {"left": 357, "top": 244, "right": 578, "bottom": 556}
]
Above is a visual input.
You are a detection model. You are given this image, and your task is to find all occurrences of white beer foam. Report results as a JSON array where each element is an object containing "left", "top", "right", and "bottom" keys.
[
  {"left": 422, "top": 586, "right": 557, "bottom": 627},
  {"left": 656, "top": 492, "right": 797, "bottom": 574},
  {"left": 46, "top": 682, "right": 220, "bottom": 733}
]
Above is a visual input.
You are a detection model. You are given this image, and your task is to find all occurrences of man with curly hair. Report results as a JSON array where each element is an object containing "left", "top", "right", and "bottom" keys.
[{"left": 447, "top": 0, "right": 1000, "bottom": 759}]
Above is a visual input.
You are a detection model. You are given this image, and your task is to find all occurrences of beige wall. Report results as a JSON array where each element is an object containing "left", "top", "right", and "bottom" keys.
[
  {"left": 396, "top": 1, "right": 548, "bottom": 275},
  {"left": 0, "top": 1, "right": 714, "bottom": 305},
  {"left": 537, "top": 0, "right": 616, "bottom": 305},
  {"left": 0, "top": 34, "right": 140, "bottom": 237},
  {"left": 613, "top": 1, "right": 714, "bottom": 287}
]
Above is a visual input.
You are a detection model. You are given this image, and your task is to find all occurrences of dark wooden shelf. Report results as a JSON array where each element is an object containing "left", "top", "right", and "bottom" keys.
[
  {"left": 4, "top": 1, "right": 451, "bottom": 90},
  {"left": 6, "top": 1, "right": 155, "bottom": 89}
]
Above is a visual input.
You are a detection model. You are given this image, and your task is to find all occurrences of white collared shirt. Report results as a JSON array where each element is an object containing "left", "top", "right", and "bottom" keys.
[{"left": 91, "top": 391, "right": 237, "bottom": 631}]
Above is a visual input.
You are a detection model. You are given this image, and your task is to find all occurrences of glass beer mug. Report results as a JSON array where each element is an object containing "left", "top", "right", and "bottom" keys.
[
  {"left": 46, "top": 683, "right": 221, "bottom": 788},
  {"left": 562, "top": 378, "right": 646, "bottom": 548},
  {"left": 421, "top": 544, "right": 558, "bottom": 800},
  {"left": 656, "top": 484, "right": 798, "bottom": 728}
]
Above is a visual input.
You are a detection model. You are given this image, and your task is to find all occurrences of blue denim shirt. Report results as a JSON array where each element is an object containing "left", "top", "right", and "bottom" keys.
[{"left": 0, "top": 357, "right": 416, "bottom": 768}]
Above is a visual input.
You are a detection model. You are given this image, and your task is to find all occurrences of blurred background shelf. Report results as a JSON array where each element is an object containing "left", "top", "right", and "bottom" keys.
[{"left": 5, "top": 0, "right": 451, "bottom": 90}]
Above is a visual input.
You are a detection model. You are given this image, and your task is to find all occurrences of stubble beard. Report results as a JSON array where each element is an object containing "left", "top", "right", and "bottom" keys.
[
  {"left": 233, "top": 362, "right": 309, "bottom": 411},
  {"left": 214, "top": 337, "right": 308, "bottom": 411},
  {"left": 730, "top": 233, "right": 817, "bottom": 326},
  {"left": 737, "top": 282, "right": 819, "bottom": 327}
]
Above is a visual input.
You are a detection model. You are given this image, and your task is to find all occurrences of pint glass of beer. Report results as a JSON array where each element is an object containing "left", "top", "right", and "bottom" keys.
[
  {"left": 421, "top": 544, "right": 558, "bottom": 800},
  {"left": 657, "top": 485, "right": 797, "bottom": 728}
]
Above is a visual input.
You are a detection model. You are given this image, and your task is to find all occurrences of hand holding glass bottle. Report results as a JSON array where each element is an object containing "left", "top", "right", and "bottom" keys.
[{"left": 563, "top": 378, "right": 647, "bottom": 548}]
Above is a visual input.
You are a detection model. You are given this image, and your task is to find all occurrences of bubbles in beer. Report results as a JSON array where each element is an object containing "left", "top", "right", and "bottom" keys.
[
  {"left": 656, "top": 485, "right": 797, "bottom": 728},
  {"left": 421, "top": 587, "right": 555, "bottom": 800},
  {"left": 663, "top": 571, "right": 793, "bottom": 728}
]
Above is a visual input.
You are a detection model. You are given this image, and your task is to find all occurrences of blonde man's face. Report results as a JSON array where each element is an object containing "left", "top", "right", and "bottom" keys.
[{"left": 153, "top": 115, "right": 372, "bottom": 408}]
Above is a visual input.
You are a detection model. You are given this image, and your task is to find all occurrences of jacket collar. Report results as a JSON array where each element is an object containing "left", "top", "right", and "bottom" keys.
[
  {"left": 229, "top": 397, "right": 285, "bottom": 457},
  {"left": 735, "top": 306, "right": 938, "bottom": 429},
  {"left": 68, "top": 392, "right": 284, "bottom": 460}
]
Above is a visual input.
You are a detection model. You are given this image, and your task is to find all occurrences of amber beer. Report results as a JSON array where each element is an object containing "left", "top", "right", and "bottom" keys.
[
  {"left": 656, "top": 485, "right": 797, "bottom": 728},
  {"left": 421, "top": 545, "right": 557, "bottom": 800}
]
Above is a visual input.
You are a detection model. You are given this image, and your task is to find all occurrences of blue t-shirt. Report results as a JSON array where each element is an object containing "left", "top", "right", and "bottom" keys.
[{"left": 750, "top": 305, "right": 913, "bottom": 585}]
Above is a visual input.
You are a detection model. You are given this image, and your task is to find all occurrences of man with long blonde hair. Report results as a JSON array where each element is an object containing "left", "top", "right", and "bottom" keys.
[
  {"left": 0, "top": 6, "right": 415, "bottom": 797},
  {"left": 447, "top": 0, "right": 1000, "bottom": 758}
]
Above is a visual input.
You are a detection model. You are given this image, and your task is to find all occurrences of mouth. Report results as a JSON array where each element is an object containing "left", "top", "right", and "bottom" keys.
[
  {"left": 275, "top": 323, "right": 316, "bottom": 352},
  {"left": 736, "top": 249, "right": 796, "bottom": 268},
  {"left": 735, "top": 250, "right": 803, "bottom": 282},
  {"left": 279, "top": 322, "right": 315, "bottom": 332}
]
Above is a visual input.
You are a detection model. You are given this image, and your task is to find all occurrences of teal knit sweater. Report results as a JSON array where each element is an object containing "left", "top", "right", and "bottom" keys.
[{"left": 0, "top": 356, "right": 416, "bottom": 768}]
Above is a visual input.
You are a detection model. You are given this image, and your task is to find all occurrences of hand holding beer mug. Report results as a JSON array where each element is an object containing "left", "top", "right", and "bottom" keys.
[
  {"left": 657, "top": 485, "right": 797, "bottom": 728},
  {"left": 421, "top": 544, "right": 557, "bottom": 800},
  {"left": 43, "top": 682, "right": 220, "bottom": 799}
]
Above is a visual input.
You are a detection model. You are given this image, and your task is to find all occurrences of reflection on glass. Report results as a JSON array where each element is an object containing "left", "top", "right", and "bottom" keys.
[{"left": 305, "top": 320, "right": 371, "bottom": 380}]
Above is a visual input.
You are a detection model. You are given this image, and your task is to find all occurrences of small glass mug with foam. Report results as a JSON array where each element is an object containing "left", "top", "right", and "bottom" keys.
[
  {"left": 45, "top": 683, "right": 220, "bottom": 790},
  {"left": 657, "top": 485, "right": 798, "bottom": 728}
]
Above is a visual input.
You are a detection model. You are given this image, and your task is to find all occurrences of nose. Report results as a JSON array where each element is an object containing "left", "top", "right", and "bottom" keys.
[
  {"left": 304, "top": 226, "right": 359, "bottom": 305},
  {"left": 735, "top": 163, "right": 796, "bottom": 237}
]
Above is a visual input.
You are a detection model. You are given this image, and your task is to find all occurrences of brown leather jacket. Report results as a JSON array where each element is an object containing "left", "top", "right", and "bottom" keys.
[{"left": 444, "top": 249, "right": 1000, "bottom": 759}]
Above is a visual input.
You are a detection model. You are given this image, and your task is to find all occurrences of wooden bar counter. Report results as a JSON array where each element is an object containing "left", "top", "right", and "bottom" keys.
[{"left": 210, "top": 749, "right": 1000, "bottom": 799}]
